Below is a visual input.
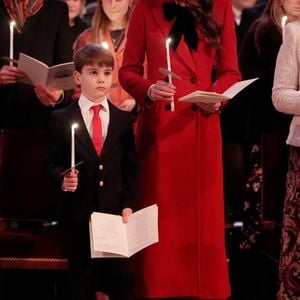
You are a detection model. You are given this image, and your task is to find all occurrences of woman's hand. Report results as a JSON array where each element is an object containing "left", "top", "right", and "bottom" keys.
[
  {"left": 197, "top": 102, "right": 221, "bottom": 114},
  {"left": 117, "top": 99, "right": 136, "bottom": 112},
  {"left": 71, "top": 86, "right": 81, "bottom": 100},
  {"left": 34, "top": 84, "right": 63, "bottom": 106},
  {"left": 0, "top": 65, "right": 25, "bottom": 85},
  {"left": 149, "top": 80, "right": 176, "bottom": 102}
]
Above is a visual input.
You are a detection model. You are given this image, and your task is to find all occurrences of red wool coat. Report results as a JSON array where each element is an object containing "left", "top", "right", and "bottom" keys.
[{"left": 119, "top": 0, "right": 241, "bottom": 298}]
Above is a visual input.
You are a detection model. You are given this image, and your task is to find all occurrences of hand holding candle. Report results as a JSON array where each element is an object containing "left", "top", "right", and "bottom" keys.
[
  {"left": 9, "top": 21, "right": 15, "bottom": 66},
  {"left": 165, "top": 38, "right": 175, "bottom": 112},
  {"left": 71, "top": 123, "right": 79, "bottom": 170}
]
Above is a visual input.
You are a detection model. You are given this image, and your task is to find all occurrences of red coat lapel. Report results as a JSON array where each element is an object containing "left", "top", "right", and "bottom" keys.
[{"left": 150, "top": 2, "right": 197, "bottom": 74}]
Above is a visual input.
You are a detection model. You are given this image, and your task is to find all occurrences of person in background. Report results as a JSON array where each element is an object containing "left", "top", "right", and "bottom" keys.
[
  {"left": 64, "top": 0, "right": 90, "bottom": 45},
  {"left": 223, "top": 0, "right": 296, "bottom": 298},
  {"left": 272, "top": 19, "right": 300, "bottom": 300},
  {"left": 73, "top": 0, "right": 136, "bottom": 112},
  {"left": 221, "top": 0, "right": 266, "bottom": 224},
  {"left": 0, "top": 0, "right": 73, "bottom": 129},
  {"left": 232, "top": 0, "right": 259, "bottom": 52},
  {"left": 119, "top": 0, "right": 240, "bottom": 299},
  {"left": 236, "top": 0, "right": 294, "bottom": 249},
  {"left": 46, "top": 44, "right": 138, "bottom": 300},
  {"left": 83, "top": 1, "right": 97, "bottom": 24}
]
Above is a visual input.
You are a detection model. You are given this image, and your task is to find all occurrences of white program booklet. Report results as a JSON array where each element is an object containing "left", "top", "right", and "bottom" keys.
[
  {"left": 89, "top": 204, "right": 159, "bottom": 258},
  {"left": 18, "top": 53, "right": 76, "bottom": 90},
  {"left": 178, "top": 78, "right": 259, "bottom": 104}
]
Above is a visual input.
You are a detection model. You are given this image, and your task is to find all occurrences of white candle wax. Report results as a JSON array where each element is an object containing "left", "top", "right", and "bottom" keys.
[
  {"left": 9, "top": 21, "right": 15, "bottom": 66},
  {"left": 166, "top": 38, "right": 172, "bottom": 76},
  {"left": 281, "top": 16, "right": 287, "bottom": 42},
  {"left": 165, "top": 38, "right": 175, "bottom": 112},
  {"left": 71, "top": 123, "right": 79, "bottom": 170}
]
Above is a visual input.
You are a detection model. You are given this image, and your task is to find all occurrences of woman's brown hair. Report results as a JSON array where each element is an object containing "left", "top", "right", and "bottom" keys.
[
  {"left": 180, "top": 0, "right": 222, "bottom": 48},
  {"left": 91, "top": 0, "right": 136, "bottom": 42},
  {"left": 254, "top": 0, "right": 284, "bottom": 51}
]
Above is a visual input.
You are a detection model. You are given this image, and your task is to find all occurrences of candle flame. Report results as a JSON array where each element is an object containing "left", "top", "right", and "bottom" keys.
[
  {"left": 281, "top": 15, "right": 287, "bottom": 27},
  {"left": 71, "top": 123, "right": 79, "bottom": 130},
  {"left": 166, "top": 38, "right": 172, "bottom": 45},
  {"left": 10, "top": 21, "right": 15, "bottom": 27},
  {"left": 101, "top": 41, "right": 109, "bottom": 49}
]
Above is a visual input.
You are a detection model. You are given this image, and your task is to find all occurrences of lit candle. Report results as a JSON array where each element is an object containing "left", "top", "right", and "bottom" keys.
[
  {"left": 9, "top": 21, "right": 15, "bottom": 66},
  {"left": 281, "top": 15, "right": 287, "bottom": 42},
  {"left": 71, "top": 123, "right": 79, "bottom": 170},
  {"left": 165, "top": 38, "right": 175, "bottom": 112},
  {"left": 101, "top": 41, "right": 109, "bottom": 49}
]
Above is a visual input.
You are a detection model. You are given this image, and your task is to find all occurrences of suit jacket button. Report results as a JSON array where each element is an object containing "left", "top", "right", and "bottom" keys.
[
  {"left": 190, "top": 76, "right": 197, "bottom": 84},
  {"left": 99, "top": 164, "right": 104, "bottom": 170},
  {"left": 99, "top": 181, "right": 104, "bottom": 187}
]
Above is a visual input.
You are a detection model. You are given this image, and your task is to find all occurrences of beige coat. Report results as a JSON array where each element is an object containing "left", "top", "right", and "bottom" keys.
[{"left": 272, "top": 20, "right": 300, "bottom": 146}]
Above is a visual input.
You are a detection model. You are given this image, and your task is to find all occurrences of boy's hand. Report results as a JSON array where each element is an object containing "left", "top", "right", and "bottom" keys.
[
  {"left": 62, "top": 169, "right": 79, "bottom": 192},
  {"left": 122, "top": 208, "right": 132, "bottom": 223}
]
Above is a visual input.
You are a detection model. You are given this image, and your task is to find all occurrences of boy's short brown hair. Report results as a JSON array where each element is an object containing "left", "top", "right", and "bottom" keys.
[{"left": 73, "top": 43, "right": 114, "bottom": 72}]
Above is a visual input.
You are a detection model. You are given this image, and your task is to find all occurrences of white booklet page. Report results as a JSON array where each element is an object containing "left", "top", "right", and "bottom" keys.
[
  {"left": 178, "top": 78, "right": 259, "bottom": 104},
  {"left": 18, "top": 53, "right": 76, "bottom": 90},
  {"left": 89, "top": 204, "right": 159, "bottom": 258}
]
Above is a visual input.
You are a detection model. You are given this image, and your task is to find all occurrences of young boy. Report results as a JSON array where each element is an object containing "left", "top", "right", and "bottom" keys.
[{"left": 45, "top": 43, "right": 138, "bottom": 300}]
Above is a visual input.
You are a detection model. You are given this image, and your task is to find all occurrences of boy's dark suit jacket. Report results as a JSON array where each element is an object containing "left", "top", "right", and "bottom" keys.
[
  {"left": 45, "top": 100, "right": 138, "bottom": 299},
  {"left": 46, "top": 100, "right": 138, "bottom": 223}
]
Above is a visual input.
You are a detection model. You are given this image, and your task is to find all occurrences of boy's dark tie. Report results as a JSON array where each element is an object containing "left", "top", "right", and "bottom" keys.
[{"left": 91, "top": 105, "right": 103, "bottom": 156}]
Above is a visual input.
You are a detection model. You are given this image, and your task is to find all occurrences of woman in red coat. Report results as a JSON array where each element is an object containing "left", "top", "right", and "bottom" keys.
[{"left": 119, "top": 0, "right": 240, "bottom": 299}]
